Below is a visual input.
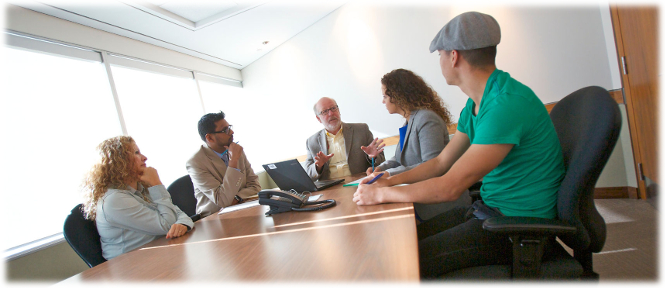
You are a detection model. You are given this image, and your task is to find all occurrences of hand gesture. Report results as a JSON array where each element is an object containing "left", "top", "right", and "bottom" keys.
[
  {"left": 314, "top": 151, "right": 334, "bottom": 172},
  {"left": 140, "top": 167, "right": 162, "bottom": 187},
  {"left": 166, "top": 223, "right": 189, "bottom": 239},
  {"left": 224, "top": 142, "right": 244, "bottom": 168},
  {"left": 366, "top": 166, "right": 382, "bottom": 176},
  {"left": 361, "top": 137, "right": 385, "bottom": 158}
]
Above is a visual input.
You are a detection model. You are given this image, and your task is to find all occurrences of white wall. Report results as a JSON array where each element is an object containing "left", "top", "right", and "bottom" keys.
[{"left": 240, "top": 3, "right": 621, "bottom": 168}]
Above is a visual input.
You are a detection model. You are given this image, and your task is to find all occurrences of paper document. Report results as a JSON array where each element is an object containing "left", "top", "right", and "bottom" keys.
[
  {"left": 307, "top": 194, "right": 322, "bottom": 202},
  {"left": 218, "top": 200, "right": 260, "bottom": 214}
]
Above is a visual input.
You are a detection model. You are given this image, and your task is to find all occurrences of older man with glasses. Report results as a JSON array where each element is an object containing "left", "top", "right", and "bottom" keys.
[
  {"left": 186, "top": 110, "right": 261, "bottom": 217},
  {"left": 304, "top": 97, "right": 386, "bottom": 181}
]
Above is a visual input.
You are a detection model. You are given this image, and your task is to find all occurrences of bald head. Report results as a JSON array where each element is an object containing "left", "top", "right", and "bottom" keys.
[
  {"left": 314, "top": 97, "right": 342, "bottom": 134},
  {"left": 313, "top": 97, "right": 337, "bottom": 115}
]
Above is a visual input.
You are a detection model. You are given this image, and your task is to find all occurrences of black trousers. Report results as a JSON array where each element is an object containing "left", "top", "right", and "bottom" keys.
[{"left": 417, "top": 205, "right": 513, "bottom": 279}]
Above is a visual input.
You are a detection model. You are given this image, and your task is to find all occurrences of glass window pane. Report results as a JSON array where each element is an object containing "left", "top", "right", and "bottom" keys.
[
  {"left": 0, "top": 46, "right": 122, "bottom": 250},
  {"left": 111, "top": 65, "right": 204, "bottom": 187},
  {"left": 199, "top": 80, "right": 305, "bottom": 168},
  {"left": 199, "top": 81, "right": 263, "bottom": 168}
]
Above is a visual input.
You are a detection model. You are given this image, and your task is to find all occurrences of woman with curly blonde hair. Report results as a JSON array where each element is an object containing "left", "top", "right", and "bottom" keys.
[
  {"left": 370, "top": 68, "right": 452, "bottom": 176},
  {"left": 82, "top": 136, "right": 193, "bottom": 260}
]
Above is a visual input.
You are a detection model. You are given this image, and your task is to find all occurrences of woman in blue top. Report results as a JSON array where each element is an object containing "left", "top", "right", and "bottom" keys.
[
  {"left": 369, "top": 68, "right": 452, "bottom": 176},
  {"left": 81, "top": 136, "right": 193, "bottom": 260}
]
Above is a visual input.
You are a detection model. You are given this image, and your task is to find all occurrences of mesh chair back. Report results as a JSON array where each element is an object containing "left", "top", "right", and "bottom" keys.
[
  {"left": 63, "top": 204, "right": 106, "bottom": 268},
  {"left": 549, "top": 86, "right": 621, "bottom": 253},
  {"left": 167, "top": 175, "right": 197, "bottom": 217}
]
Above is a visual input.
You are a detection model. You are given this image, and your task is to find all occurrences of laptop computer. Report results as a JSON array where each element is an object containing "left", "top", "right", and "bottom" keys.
[{"left": 262, "top": 159, "right": 344, "bottom": 192}]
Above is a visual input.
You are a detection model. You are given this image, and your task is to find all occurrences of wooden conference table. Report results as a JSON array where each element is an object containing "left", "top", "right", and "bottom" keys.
[{"left": 60, "top": 174, "right": 420, "bottom": 282}]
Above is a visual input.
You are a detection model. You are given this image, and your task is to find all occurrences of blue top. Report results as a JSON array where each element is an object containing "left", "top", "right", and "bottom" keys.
[{"left": 398, "top": 124, "right": 408, "bottom": 151}]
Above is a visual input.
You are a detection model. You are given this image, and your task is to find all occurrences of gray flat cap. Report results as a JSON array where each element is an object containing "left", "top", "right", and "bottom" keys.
[{"left": 429, "top": 11, "right": 501, "bottom": 52}]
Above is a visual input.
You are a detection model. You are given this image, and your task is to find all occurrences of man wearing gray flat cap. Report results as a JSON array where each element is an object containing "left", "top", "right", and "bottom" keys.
[{"left": 354, "top": 11, "right": 565, "bottom": 278}]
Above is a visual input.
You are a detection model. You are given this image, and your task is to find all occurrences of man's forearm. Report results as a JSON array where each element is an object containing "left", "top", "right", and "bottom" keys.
[
  {"left": 382, "top": 173, "right": 464, "bottom": 204},
  {"left": 387, "top": 156, "right": 447, "bottom": 186}
]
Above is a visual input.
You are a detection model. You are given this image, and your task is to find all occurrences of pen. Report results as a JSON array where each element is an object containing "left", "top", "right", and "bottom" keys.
[
  {"left": 366, "top": 172, "right": 385, "bottom": 184},
  {"left": 372, "top": 157, "right": 374, "bottom": 172}
]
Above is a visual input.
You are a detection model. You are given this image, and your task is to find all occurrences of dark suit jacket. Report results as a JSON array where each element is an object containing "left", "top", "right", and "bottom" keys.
[{"left": 304, "top": 123, "right": 385, "bottom": 180}]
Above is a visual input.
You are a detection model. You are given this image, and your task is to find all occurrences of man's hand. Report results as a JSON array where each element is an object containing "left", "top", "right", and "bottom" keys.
[
  {"left": 139, "top": 167, "right": 162, "bottom": 187},
  {"left": 224, "top": 142, "right": 244, "bottom": 169},
  {"left": 361, "top": 137, "right": 385, "bottom": 158},
  {"left": 353, "top": 184, "right": 384, "bottom": 205},
  {"left": 166, "top": 223, "right": 188, "bottom": 239},
  {"left": 359, "top": 173, "right": 390, "bottom": 187},
  {"left": 314, "top": 151, "right": 334, "bottom": 172},
  {"left": 365, "top": 166, "right": 382, "bottom": 176}
]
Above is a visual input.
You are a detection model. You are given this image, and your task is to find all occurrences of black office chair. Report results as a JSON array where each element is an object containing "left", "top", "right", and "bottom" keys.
[
  {"left": 442, "top": 86, "right": 622, "bottom": 280},
  {"left": 167, "top": 175, "right": 201, "bottom": 222},
  {"left": 63, "top": 204, "right": 107, "bottom": 268}
]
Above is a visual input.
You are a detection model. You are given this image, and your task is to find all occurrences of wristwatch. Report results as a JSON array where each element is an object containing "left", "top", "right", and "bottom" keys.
[{"left": 234, "top": 195, "right": 244, "bottom": 204}]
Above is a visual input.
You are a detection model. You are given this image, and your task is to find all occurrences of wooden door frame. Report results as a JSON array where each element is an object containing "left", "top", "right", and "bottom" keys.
[{"left": 609, "top": 5, "right": 651, "bottom": 199}]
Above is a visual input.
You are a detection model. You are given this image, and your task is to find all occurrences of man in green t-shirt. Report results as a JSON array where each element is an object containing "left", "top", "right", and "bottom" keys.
[{"left": 353, "top": 11, "right": 565, "bottom": 278}]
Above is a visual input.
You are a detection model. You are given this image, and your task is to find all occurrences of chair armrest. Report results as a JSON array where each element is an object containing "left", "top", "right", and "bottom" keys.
[
  {"left": 483, "top": 216, "right": 576, "bottom": 235},
  {"left": 468, "top": 181, "right": 483, "bottom": 191},
  {"left": 190, "top": 213, "right": 201, "bottom": 222},
  {"left": 468, "top": 181, "right": 482, "bottom": 202},
  {"left": 482, "top": 216, "right": 577, "bottom": 278}
]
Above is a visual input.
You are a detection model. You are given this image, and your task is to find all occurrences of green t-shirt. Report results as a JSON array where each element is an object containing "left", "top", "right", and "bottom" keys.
[{"left": 457, "top": 69, "right": 565, "bottom": 219}]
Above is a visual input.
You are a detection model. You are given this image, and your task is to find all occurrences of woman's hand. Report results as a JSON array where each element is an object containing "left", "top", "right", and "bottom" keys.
[
  {"left": 361, "top": 137, "right": 385, "bottom": 158},
  {"left": 166, "top": 223, "right": 189, "bottom": 239},
  {"left": 140, "top": 167, "right": 163, "bottom": 187},
  {"left": 365, "top": 166, "right": 382, "bottom": 176}
]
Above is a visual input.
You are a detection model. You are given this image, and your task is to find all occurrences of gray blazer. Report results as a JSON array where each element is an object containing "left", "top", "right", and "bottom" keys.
[
  {"left": 186, "top": 145, "right": 261, "bottom": 217},
  {"left": 305, "top": 123, "right": 385, "bottom": 180},
  {"left": 377, "top": 109, "right": 449, "bottom": 175}
]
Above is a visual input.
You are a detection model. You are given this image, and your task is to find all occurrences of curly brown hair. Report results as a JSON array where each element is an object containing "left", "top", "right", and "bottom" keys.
[
  {"left": 81, "top": 136, "right": 148, "bottom": 220},
  {"left": 381, "top": 69, "right": 453, "bottom": 125}
]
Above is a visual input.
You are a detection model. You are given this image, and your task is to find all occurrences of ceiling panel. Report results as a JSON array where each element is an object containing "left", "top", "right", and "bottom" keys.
[{"left": 11, "top": 0, "right": 346, "bottom": 69}]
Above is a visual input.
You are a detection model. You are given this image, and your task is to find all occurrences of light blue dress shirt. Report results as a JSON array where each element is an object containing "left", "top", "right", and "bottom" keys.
[{"left": 95, "top": 184, "right": 193, "bottom": 260}]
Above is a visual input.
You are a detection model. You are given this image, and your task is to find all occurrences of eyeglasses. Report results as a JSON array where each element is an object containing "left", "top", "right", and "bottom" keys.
[
  {"left": 209, "top": 125, "right": 233, "bottom": 135},
  {"left": 318, "top": 105, "right": 339, "bottom": 116}
]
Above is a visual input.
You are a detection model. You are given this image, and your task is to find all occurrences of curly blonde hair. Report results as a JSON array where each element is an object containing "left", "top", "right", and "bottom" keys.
[
  {"left": 81, "top": 136, "right": 147, "bottom": 220},
  {"left": 381, "top": 69, "right": 453, "bottom": 125}
]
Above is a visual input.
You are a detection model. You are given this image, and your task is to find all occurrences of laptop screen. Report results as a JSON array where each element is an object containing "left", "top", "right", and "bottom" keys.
[{"left": 262, "top": 159, "right": 318, "bottom": 192}]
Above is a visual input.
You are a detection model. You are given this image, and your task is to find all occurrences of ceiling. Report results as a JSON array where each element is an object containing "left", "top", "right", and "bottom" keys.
[{"left": 10, "top": 0, "right": 347, "bottom": 69}]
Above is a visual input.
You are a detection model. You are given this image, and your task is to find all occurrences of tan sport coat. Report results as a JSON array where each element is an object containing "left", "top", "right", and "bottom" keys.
[{"left": 186, "top": 145, "right": 261, "bottom": 217}]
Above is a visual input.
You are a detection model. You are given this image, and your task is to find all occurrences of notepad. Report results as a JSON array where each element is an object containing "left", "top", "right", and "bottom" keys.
[
  {"left": 343, "top": 176, "right": 370, "bottom": 187},
  {"left": 218, "top": 200, "right": 261, "bottom": 214}
]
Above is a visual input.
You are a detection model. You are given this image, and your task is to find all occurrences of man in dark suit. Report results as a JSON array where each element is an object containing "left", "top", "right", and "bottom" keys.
[{"left": 304, "top": 97, "right": 385, "bottom": 180}]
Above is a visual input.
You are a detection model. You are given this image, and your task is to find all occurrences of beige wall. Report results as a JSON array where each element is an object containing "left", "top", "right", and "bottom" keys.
[
  {"left": 5, "top": 242, "right": 89, "bottom": 282},
  {"left": 596, "top": 105, "right": 638, "bottom": 188}
]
